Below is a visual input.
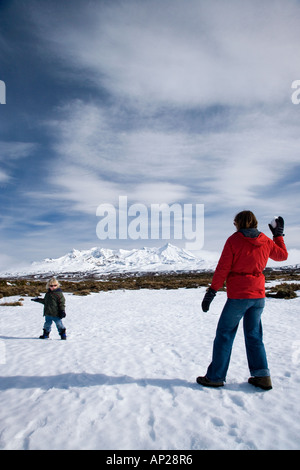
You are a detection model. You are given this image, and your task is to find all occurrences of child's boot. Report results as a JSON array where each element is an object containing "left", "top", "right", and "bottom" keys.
[
  {"left": 60, "top": 328, "right": 67, "bottom": 340},
  {"left": 39, "top": 329, "right": 50, "bottom": 339}
]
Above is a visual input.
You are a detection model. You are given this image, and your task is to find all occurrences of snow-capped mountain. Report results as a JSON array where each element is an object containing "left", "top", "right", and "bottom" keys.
[{"left": 3, "top": 244, "right": 218, "bottom": 277}]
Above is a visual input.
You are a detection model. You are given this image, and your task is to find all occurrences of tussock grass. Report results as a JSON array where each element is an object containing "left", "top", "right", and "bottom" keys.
[
  {"left": 266, "top": 282, "right": 300, "bottom": 299},
  {"left": 0, "top": 270, "right": 299, "bottom": 299},
  {"left": 0, "top": 301, "right": 23, "bottom": 306}
]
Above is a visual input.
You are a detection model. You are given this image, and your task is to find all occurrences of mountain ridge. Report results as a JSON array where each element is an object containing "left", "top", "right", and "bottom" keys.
[
  {"left": 2, "top": 243, "right": 218, "bottom": 277},
  {"left": 2, "top": 243, "right": 299, "bottom": 279}
]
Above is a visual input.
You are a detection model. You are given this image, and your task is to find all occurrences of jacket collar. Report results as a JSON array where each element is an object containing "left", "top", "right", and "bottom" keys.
[{"left": 238, "top": 228, "right": 261, "bottom": 238}]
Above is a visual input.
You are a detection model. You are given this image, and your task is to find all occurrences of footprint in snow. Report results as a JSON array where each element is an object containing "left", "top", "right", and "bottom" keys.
[{"left": 211, "top": 416, "right": 224, "bottom": 427}]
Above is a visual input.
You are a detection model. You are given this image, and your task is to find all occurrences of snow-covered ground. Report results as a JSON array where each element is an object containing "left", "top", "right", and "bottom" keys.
[{"left": 0, "top": 287, "right": 300, "bottom": 450}]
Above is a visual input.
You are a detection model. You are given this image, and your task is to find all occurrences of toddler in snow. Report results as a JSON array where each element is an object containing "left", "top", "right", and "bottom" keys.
[{"left": 32, "top": 277, "right": 67, "bottom": 340}]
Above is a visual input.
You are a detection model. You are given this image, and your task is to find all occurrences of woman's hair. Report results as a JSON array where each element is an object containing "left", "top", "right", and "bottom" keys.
[
  {"left": 234, "top": 210, "right": 258, "bottom": 230},
  {"left": 46, "top": 277, "right": 60, "bottom": 289}
]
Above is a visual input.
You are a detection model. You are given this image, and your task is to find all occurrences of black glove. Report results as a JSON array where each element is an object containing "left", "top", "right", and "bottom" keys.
[
  {"left": 58, "top": 310, "right": 66, "bottom": 319},
  {"left": 202, "top": 287, "right": 216, "bottom": 312},
  {"left": 268, "top": 216, "right": 284, "bottom": 237},
  {"left": 31, "top": 298, "right": 39, "bottom": 302}
]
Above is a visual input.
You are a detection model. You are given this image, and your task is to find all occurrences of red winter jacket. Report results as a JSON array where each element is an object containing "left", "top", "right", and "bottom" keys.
[{"left": 211, "top": 231, "right": 288, "bottom": 299}]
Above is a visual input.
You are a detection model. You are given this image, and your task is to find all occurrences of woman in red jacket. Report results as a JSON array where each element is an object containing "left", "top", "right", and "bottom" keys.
[{"left": 197, "top": 211, "right": 288, "bottom": 390}]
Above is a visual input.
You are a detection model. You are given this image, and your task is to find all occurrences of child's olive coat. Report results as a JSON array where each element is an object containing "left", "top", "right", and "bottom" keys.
[{"left": 35, "top": 288, "right": 65, "bottom": 317}]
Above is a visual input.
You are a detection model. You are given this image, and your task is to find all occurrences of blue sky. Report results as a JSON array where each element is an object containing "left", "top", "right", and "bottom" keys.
[{"left": 1, "top": 0, "right": 300, "bottom": 268}]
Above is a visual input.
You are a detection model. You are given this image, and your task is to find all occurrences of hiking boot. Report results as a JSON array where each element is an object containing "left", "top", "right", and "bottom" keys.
[
  {"left": 248, "top": 376, "right": 272, "bottom": 391},
  {"left": 196, "top": 375, "right": 224, "bottom": 388},
  {"left": 39, "top": 329, "right": 50, "bottom": 339}
]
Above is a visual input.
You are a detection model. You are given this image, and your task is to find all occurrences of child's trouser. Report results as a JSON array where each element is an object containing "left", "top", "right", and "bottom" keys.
[{"left": 43, "top": 315, "right": 65, "bottom": 333}]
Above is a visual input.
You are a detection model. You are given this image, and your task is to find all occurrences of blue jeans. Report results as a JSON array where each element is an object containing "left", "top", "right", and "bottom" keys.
[
  {"left": 206, "top": 298, "right": 270, "bottom": 382},
  {"left": 43, "top": 315, "right": 65, "bottom": 334}
]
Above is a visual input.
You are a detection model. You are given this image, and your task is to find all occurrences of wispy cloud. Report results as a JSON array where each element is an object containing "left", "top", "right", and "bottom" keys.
[
  {"left": 0, "top": 0, "right": 299, "bottom": 265},
  {"left": 42, "top": 100, "right": 300, "bottom": 215},
  {"left": 0, "top": 141, "right": 37, "bottom": 183},
  {"left": 33, "top": 0, "right": 300, "bottom": 107}
]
